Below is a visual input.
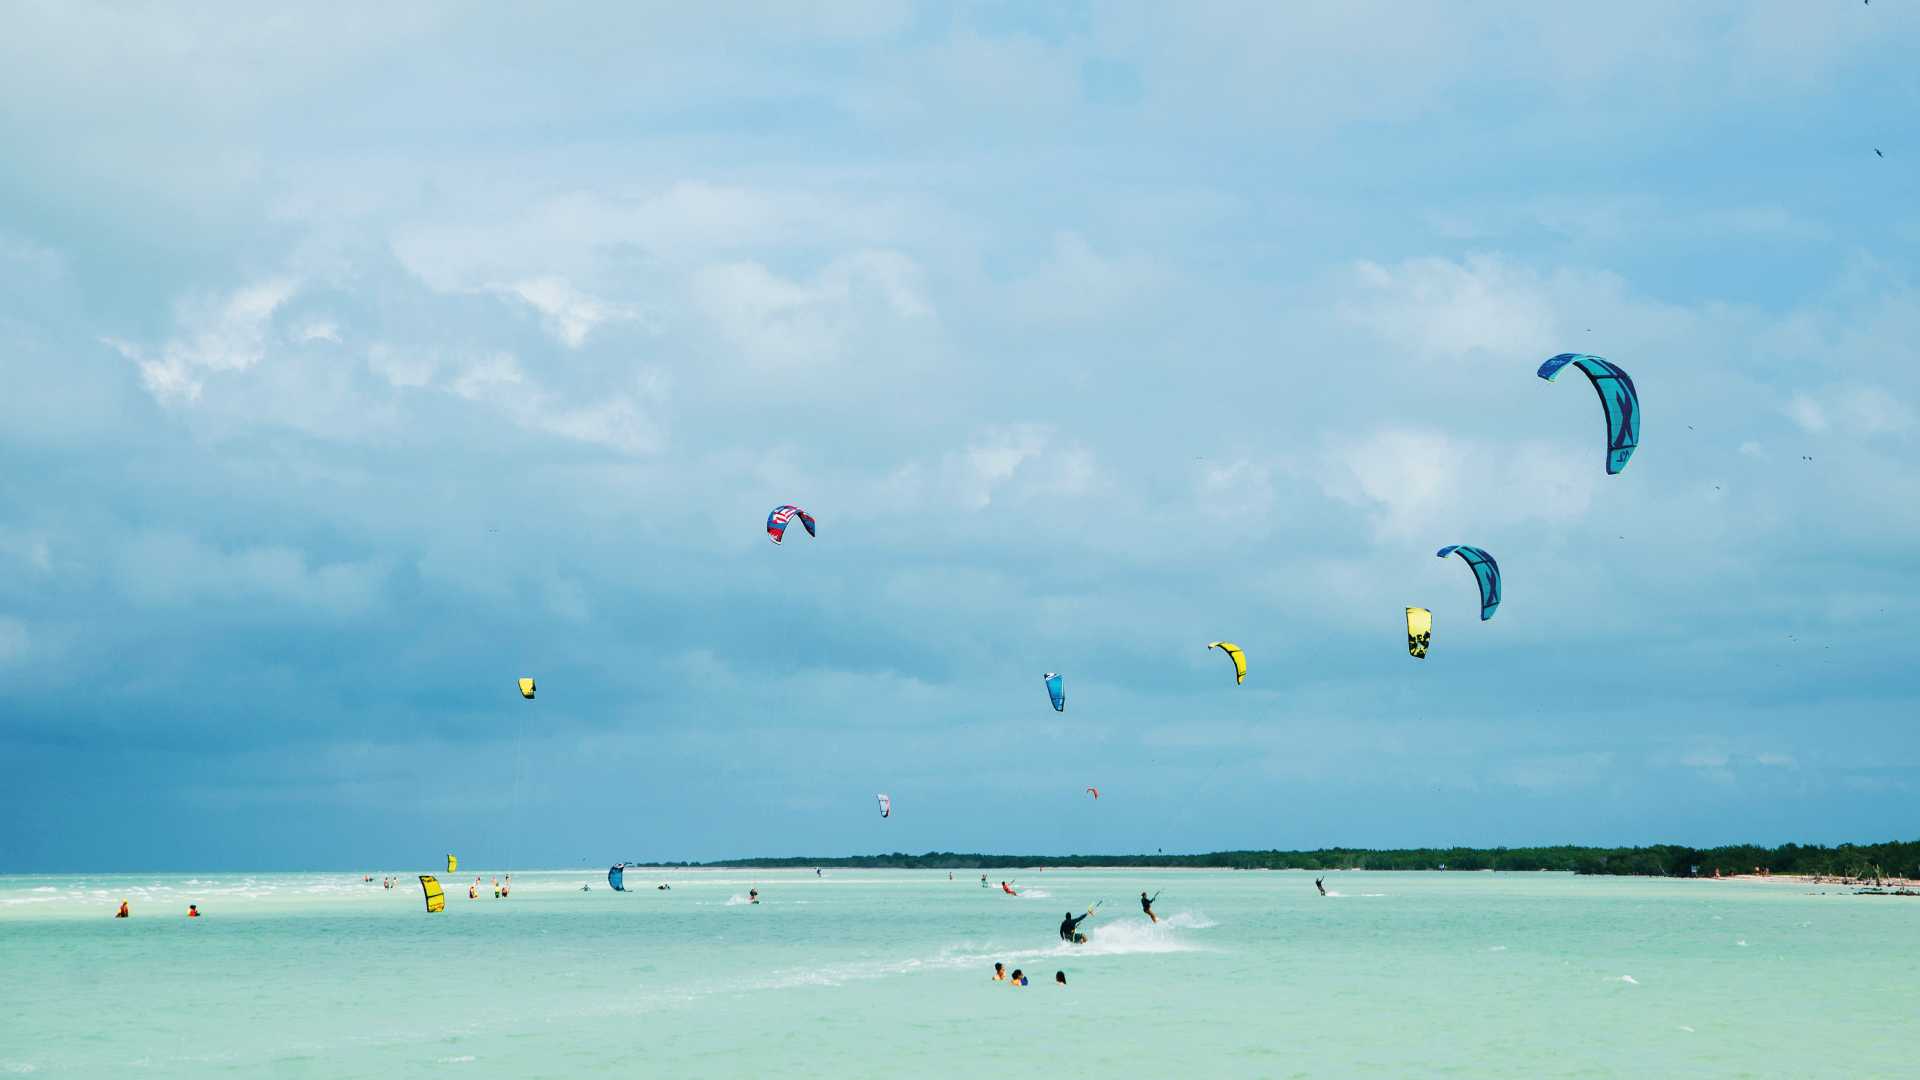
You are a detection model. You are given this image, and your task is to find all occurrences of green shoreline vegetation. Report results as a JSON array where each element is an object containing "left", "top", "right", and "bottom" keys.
[{"left": 639, "top": 841, "right": 1920, "bottom": 879}]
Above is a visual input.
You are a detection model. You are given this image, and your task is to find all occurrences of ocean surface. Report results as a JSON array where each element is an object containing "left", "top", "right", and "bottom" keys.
[{"left": 3, "top": 868, "right": 1912, "bottom": 1078}]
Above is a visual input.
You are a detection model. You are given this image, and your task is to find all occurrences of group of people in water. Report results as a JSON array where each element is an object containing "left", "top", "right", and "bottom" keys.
[{"left": 993, "top": 962, "right": 1066, "bottom": 987}]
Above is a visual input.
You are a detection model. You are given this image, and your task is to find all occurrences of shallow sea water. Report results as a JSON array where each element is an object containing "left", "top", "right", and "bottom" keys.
[{"left": 2, "top": 869, "right": 1912, "bottom": 1078}]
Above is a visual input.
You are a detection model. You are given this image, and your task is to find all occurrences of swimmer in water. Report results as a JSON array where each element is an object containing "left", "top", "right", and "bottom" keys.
[
  {"left": 993, "top": 962, "right": 1006, "bottom": 982},
  {"left": 1315, "top": 877, "right": 1326, "bottom": 896},
  {"left": 749, "top": 888, "right": 759, "bottom": 904},
  {"left": 187, "top": 904, "right": 200, "bottom": 918},
  {"left": 115, "top": 900, "right": 129, "bottom": 918},
  {"left": 1059, "top": 909, "right": 1090, "bottom": 944},
  {"left": 657, "top": 883, "right": 670, "bottom": 891},
  {"left": 1009, "top": 968, "right": 1028, "bottom": 986},
  {"left": 1055, "top": 970, "right": 1067, "bottom": 986},
  {"left": 1140, "top": 890, "right": 1160, "bottom": 923}
]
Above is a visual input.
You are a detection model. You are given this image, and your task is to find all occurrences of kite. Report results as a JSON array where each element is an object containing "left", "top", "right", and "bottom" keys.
[
  {"left": 766, "top": 504, "right": 818, "bottom": 545},
  {"left": 1207, "top": 641, "right": 1247, "bottom": 685},
  {"left": 1407, "top": 607, "right": 1432, "bottom": 660},
  {"left": 1435, "top": 545, "right": 1501, "bottom": 621},
  {"left": 876, "top": 793, "right": 892, "bottom": 819},
  {"left": 1537, "top": 353, "right": 1640, "bottom": 474},
  {"left": 1044, "top": 672, "right": 1065, "bottom": 712}
]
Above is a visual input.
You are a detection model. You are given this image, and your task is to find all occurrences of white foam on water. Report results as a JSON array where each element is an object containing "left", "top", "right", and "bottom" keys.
[
  {"left": 1736, "top": 939, "right": 1749, "bottom": 947},
  {"left": 2, "top": 1062, "right": 39, "bottom": 1074},
  {"left": 1158, "top": 910, "right": 1217, "bottom": 929},
  {"left": 1614, "top": 975, "right": 1639, "bottom": 985},
  {"left": 1488, "top": 945, "right": 1508, "bottom": 952},
  {"left": 1678, "top": 1026, "right": 1695, "bottom": 1033},
  {"left": 435, "top": 1056, "right": 476, "bottom": 1064}
]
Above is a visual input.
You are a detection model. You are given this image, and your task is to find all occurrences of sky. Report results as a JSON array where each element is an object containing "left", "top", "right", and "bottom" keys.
[{"left": 2, "top": 2, "right": 1917, "bottom": 872}]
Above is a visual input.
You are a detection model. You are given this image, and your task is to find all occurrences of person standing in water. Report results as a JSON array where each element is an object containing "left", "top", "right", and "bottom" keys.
[
  {"left": 1059, "top": 909, "right": 1090, "bottom": 943},
  {"left": 1140, "top": 891, "right": 1160, "bottom": 923},
  {"left": 502, "top": 874, "right": 511, "bottom": 898},
  {"left": 493, "top": 877, "right": 501, "bottom": 899},
  {"left": 186, "top": 904, "right": 200, "bottom": 918}
]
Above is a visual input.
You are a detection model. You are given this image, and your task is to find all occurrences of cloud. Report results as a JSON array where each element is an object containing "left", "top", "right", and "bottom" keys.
[
  {"left": 1324, "top": 426, "right": 1595, "bottom": 539},
  {"left": 106, "top": 278, "right": 298, "bottom": 401},
  {"left": 501, "top": 276, "right": 641, "bottom": 348},
  {"left": 115, "top": 532, "right": 389, "bottom": 617}
]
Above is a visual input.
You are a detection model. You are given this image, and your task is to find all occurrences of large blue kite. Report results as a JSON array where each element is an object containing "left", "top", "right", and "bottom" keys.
[{"left": 1537, "top": 353, "right": 1639, "bottom": 474}]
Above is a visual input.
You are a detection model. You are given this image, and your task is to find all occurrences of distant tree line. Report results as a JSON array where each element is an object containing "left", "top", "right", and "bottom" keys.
[{"left": 639, "top": 840, "right": 1920, "bottom": 878}]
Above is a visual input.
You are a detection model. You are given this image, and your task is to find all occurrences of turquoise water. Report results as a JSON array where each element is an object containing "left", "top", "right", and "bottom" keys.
[{"left": 3, "top": 869, "right": 1913, "bottom": 1077}]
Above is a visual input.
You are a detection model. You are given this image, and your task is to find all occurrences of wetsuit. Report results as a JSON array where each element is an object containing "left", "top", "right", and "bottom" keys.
[{"left": 1059, "top": 911, "right": 1089, "bottom": 942}]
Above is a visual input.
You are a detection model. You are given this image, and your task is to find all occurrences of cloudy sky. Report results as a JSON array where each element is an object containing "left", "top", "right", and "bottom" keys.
[{"left": 3, "top": 2, "right": 1916, "bottom": 871}]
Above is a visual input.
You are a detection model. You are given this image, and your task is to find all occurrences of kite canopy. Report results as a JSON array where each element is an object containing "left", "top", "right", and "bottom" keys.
[
  {"left": 766, "top": 504, "right": 818, "bottom": 545},
  {"left": 1435, "top": 545, "right": 1502, "bottom": 621},
  {"left": 1086, "top": 786, "right": 1100, "bottom": 799},
  {"left": 608, "top": 864, "right": 627, "bottom": 892},
  {"left": 518, "top": 677, "right": 536, "bottom": 700},
  {"left": 446, "top": 853, "right": 458, "bottom": 874},
  {"left": 1044, "top": 672, "right": 1065, "bottom": 712},
  {"left": 1406, "top": 607, "right": 1432, "bottom": 659},
  {"left": 876, "top": 793, "right": 892, "bottom": 818},
  {"left": 419, "top": 875, "right": 445, "bottom": 913},
  {"left": 1207, "top": 641, "right": 1247, "bottom": 685},
  {"left": 1537, "top": 353, "right": 1639, "bottom": 474}
]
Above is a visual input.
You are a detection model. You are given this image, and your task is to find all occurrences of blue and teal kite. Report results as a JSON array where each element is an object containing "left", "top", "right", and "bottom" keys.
[
  {"left": 1537, "top": 353, "right": 1639, "bottom": 474},
  {"left": 608, "top": 864, "right": 627, "bottom": 891},
  {"left": 1436, "top": 545, "right": 1501, "bottom": 621},
  {"left": 1043, "top": 672, "right": 1065, "bottom": 712}
]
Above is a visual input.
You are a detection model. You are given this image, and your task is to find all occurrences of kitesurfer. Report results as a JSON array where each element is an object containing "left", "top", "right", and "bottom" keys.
[
  {"left": 186, "top": 905, "right": 200, "bottom": 918},
  {"left": 1060, "top": 910, "right": 1090, "bottom": 944},
  {"left": 980, "top": 874, "right": 989, "bottom": 888},
  {"left": 1315, "top": 877, "right": 1326, "bottom": 896},
  {"left": 1140, "top": 891, "right": 1159, "bottom": 923},
  {"left": 657, "top": 883, "right": 670, "bottom": 891},
  {"left": 115, "top": 900, "right": 129, "bottom": 918},
  {"left": 749, "top": 888, "right": 759, "bottom": 904},
  {"left": 1001, "top": 881, "right": 1018, "bottom": 896}
]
